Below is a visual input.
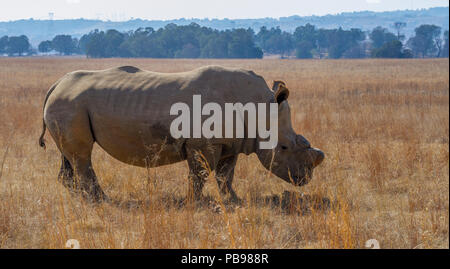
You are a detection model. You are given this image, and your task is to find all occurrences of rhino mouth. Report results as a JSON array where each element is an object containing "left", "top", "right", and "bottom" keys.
[
  {"left": 288, "top": 165, "right": 314, "bottom": 186},
  {"left": 291, "top": 148, "right": 324, "bottom": 186}
]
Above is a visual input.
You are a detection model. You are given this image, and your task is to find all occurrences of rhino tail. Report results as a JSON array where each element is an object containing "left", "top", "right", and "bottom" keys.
[
  {"left": 39, "top": 79, "right": 61, "bottom": 150},
  {"left": 39, "top": 119, "right": 46, "bottom": 149}
]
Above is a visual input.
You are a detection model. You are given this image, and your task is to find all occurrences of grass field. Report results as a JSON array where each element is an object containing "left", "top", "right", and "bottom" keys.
[{"left": 0, "top": 57, "right": 448, "bottom": 249}]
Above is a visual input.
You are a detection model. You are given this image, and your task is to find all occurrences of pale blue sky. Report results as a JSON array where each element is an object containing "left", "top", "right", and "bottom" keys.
[{"left": 1, "top": 0, "right": 448, "bottom": 21}]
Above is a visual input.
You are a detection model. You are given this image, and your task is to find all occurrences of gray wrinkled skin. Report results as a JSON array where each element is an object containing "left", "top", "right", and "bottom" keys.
[{"left": 38, "top": 65, "right": 324, "bottom": 202}]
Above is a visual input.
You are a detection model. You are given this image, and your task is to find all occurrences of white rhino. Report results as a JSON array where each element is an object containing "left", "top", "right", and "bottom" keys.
[{"left": 39, "top": 65, "right": 324, "bottom": 202}]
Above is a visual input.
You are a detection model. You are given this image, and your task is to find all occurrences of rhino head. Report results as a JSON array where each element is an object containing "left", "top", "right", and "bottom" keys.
[{"left": 256, "top": 81, "right": 324, "bottom": 186}]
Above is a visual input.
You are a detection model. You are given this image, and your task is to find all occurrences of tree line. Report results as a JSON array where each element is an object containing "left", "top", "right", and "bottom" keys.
[
  {"left": 256, "top": 23, "right": 448, "bottom": 58},
  {"left": 1, "top": 22, "right": 448, "bottom": 59}
]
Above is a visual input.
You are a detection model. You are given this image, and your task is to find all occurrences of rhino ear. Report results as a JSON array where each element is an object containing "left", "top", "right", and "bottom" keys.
[{"left": 273, "top": 80, "right": 289, "bottom": 104}]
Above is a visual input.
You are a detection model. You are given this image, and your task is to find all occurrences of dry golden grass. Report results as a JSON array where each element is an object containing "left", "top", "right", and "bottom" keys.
[{"left": 0, "top": 57, "right": 448, "bottom": 249}]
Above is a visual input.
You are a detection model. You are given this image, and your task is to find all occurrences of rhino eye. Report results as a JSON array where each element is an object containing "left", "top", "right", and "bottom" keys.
[{"left": 281, "top": 145, "right": 288, "bottom": 150}]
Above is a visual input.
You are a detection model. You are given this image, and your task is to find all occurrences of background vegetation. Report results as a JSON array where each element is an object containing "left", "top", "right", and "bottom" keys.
[
  {"left": 1, "top": 6, "right": 447, "bottom": 43},
  {"left": 1, "top": 22, "right": 449, "bottom": 59}
]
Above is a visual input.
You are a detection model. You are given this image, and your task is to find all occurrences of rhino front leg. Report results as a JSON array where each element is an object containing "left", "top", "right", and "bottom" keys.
[
  {"left": 185, "top": 143, "right": 222, "bottom": 201},
  {"left": 215, "top": 155, "right": 240, "bottom": 203}
]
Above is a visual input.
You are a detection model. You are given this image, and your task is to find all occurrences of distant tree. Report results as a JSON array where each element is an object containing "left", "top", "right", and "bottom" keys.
[
  {"left": 256, "top": 27, "right": 293, "bottom": 57},
  {"left": 0, "top": 35, "right": 8, "bottom": 53},
  {"left": 52, "top": 35, "right": 77, "bottom": 55},
  {"left": 293, "top": 24, "right": 317, "bottom": 58},
  {"left": 328, "top": 29, "right": 348, "bottom": 58},
  {"left": 38, "top": 40, "right": 52, "bottom": 53},
  {"left": 371, "top": 40, "right": 411, "bottom": 58},
  {"left": 343, "top": 43, "right": 367, "bottom": 58},
  {"left": 72, "top": 37, "right": 80, "bottom": 54},
  {"left": 407, "top": 24, "right": 442, "bottom": 57},
  {"left": 349, "top": 28, "right": 366, "bottom": 44},
  {"left": 296, "top": 41, "right": 314, "bottom": 58},
  {"left": 272, "top": 32, "right": 293, "bottom": 57},
  {"left": 1, "top": 36, "right": 8, "bottom": 54},
  {"left": 347, "top": 28, "right": 366, "bottom": 59},
  {"left": 393, "top": 22, "right": 407, "bottom": 41},
  {"left": 78, "top": 32, "right": 94, "bottom": 54},
  {"left": 327, "top": 28, "right": 365, "bottom": 59},
  {"left": 104, "top": 29, "right": 128, "bottom": 57},
  {"left": 175, "top": 43, "right": 200, "bottom": 58},
  {"left": 124, "top": 27, "right": 167, "bottom": 58},
  {"left": 7, "top": 35, "right": 31, "bottom": 56},
  {"left": 293, "top": 24, "right": 316, "bottom": 44},
  {"left": 255, "top": 26, "right": 270, "bottom": 48},
  {"left": 79, "top": 24, "right": 260, "bottom": 59},
  {"left": 316, "top": 29, "right": 332, "bottom": 59},
  {"left": 83, "top": 30, "right": 107, "bottom": 58},
  {"left": 435, "top": 35, "right": 443, "bottom": 58},
  {"left": 200, "top": 32, "right": 230, "bottom": 58},
  {"left": 227, "top": 28, "right": 263, "bottom": 58},
  {"left": 442, "top": 30, "right": 449, "bottom": 58},
  {"left": 402, "top": 49, "right": 414, "bottom": 58},
  {"left": 370, "top": 26, "right": 397, "bottom": 49}
]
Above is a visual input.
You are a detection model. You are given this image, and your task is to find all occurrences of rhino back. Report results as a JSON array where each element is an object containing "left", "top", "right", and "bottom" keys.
[{"left": 44, "top": 65, "right": 273, "bottom": 166}]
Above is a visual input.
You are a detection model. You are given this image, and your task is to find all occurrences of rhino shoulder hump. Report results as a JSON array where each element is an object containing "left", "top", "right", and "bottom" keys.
[{"left": 115, "top": 66, "right": 142, "bottom": 73}]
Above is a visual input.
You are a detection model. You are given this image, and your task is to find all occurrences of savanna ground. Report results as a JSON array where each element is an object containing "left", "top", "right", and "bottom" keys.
[{"left": 0, "top": 57, "right": 448, "bottom": 249}]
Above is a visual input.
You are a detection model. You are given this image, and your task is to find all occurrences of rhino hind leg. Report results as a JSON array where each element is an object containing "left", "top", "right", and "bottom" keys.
[
  {"left": 47, "top": 112, "right": 107, "bottom": 203},
  {"left": 58, "top": 155, "right": 106, "bottom": 202},
  {"left": 70, "top": 158, "right": 107, "bottom": 203},
  {"left": 215, "top": 155, "right": 240, "bottom": 203}
]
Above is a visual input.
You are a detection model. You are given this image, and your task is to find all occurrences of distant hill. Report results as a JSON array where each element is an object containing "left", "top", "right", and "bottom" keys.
[{"left": 1, "top": 6, "right": 448, "bottom": 46}]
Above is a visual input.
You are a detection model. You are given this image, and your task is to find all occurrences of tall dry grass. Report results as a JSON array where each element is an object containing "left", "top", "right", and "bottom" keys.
[{"left": 0, "top": 57, "right": 448, "bottom": 248}]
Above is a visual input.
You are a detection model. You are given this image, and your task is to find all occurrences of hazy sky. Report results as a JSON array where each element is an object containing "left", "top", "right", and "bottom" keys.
[{"left": 1, "top": 0, "right": 449, "bottom": 21}]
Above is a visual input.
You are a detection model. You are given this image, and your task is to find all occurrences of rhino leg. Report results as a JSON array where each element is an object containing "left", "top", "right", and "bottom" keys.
[
  {"left": 71, "top": 158, "right": 107, "bottom": 203},
  {"left": 215, "top": 155, "right": 240, "bottom": 202},
  {"left": 185, "top": 143, "right": 222, "bottom": 201},
  {"left": 47, "top": 112, "right": 107, "bottom": 203},
  {"left": 58, "top": 155, "right": 75, "bottom": 190}
]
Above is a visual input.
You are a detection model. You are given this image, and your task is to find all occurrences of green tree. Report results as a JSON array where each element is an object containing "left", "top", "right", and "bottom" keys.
[
  {"left": 7, "top": 35, "right": 31, "bottom": 56},
  {"left": 255, "top": 26, "right": 270, "bottom": 48},
  {"left": 370, "top": 26, "right": 397, "bottom": 49},
  {"left": 200, "top": 32, "right": 229, "bottom": 58},
  {"left": 84, "top": 30, "right": 107, "bottom": 58},
  {"left": 52, "top": 35, "right": 77, "bottom": 55},
  {"left": 227, "top": 28, "right": 262, "bottom": 58},
  {"left": 0, "top": 36, "right": 8, "bottom": 54},
  {"left": 104, "top": 29, "right": 128, "bottom": 57},
  {"left": 79, "top": 24, "right": 263, "bottom": 59},
  {"left": 407, "top": 24, "right": 441, "bottom": 57},
  {"left": 256, "top": 27, "right": 293, "bottom": 57},
  {"left": 175, "top": 43, "right": 200, "bottom": 58},
  {"left": 442, "top": 30, "right": 449, "bottom": 58},
  {"left": 371, "top": 40, "right": 411, "bottom": 58},
  {"left": 293, "top": 24, "right": 317, "bottom": 58},
  {"left": 38, "top": 40, "right": 52, "bottom": 53},
  {"left": 316, "top": 29, "right": 331, "bottom": 59},
  {"left": 327, "top": 28, "right": 364, "bottom": 59},
  {"left": 78, "top": 32, "right": 94, "bottom": 54},
  {"left": 296, "top": 41, "right": 314, "bottom": 59}
]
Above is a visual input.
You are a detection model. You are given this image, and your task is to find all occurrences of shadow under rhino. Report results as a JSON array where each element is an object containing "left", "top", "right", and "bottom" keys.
[{"left": 107, "top": 191, "right": 333, "bottom": 216}]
